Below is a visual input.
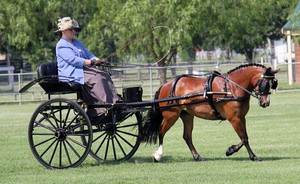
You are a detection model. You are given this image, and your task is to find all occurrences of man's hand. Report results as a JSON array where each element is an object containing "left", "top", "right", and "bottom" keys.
[{"left": 91, "top": 59, "right": 107, "bottom": 66}]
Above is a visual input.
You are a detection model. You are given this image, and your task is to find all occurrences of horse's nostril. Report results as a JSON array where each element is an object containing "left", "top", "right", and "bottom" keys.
[
  {"left": 261, "top": 102, "right": 270, "bottom": 108},
  {"left": 260, "top": 101, "right": 267, "bottom": 108}
]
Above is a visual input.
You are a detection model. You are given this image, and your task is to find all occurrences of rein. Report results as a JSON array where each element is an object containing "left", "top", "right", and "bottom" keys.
[
  {"left": 216, "top": 72, "right": 260, "bottom": 100},
  {"left": 213, "top": 70, "right": 277, "bottom": 101}
]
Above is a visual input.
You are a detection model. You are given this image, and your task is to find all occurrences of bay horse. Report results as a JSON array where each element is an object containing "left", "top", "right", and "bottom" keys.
[{"left": 141, "top": 63, "right": 279, "bottom": 162}]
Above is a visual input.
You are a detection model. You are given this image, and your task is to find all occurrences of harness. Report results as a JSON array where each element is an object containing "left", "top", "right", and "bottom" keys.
[
  {"left": 204, "top": 71, "right": 225, "bottom": 120},
  {"left": 169, "top": 74, "right": 194, "bottom": 103},
  {"left": 168, "top": 72, "right": 237, "bottom": 120}
]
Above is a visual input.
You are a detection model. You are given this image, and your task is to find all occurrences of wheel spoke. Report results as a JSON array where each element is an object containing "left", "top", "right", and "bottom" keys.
[
  {"left": 116, "top": 122, "right": 139, "bottom": 129},
  {"left": 59, "top": 141, "right": 62, "bottom": 168},
  {"left": 33, "top": 119, "right": 56, "bottom": 132},
  {"left": 111, "top": 137, "right": 117, "bottom": 160},
  {"left": 115, "top": 132, "right": 134, "bottom": 148},
  {"left": 67, "top": 132, "right": 90, "bottom": 136},
  {"left": 33, "top": 136, "right": 56, "bottom": 148},
  {"left": 104, "top": 136, "right": 110, "bottom": 160},
  {"left": 40, "top": 139, "right": 57, "bottom": 158},
  {"left": 66, "top": 137, "right": 87, "bottom": 148},
  {"left": 92, "top": 132, "right": 106, "bottom": 143},
  {"left": 32, "top": 132, "right": 55, "bottom": 136},
  {"left": 63, "top": 104, "right": 72, "bottom": 126},
  {"left": 65, "top": 139, "right": 81, "bottom": 158},
  {"left": 94, "top": 134, "right": 109, "bottom": 155},
  {"left": 117, "top": 129, "right": 139, "bottom": 138},
  {"left": 63, "top": 141, "right": 72, "bottom": 165},
  {"left": 49, "top": 140, "right": 59, "bottom": 166},
  {"left": 65, "top": 113, "right": 80, "bottom": 130},
  {"left": 59, "top": 101, "right": 62, "bottom": 128},
  {"left": 37, "top": 113, "right": 56, "bottom": 130},
  {"left": 49, "top": 104, "right": 60, "bottom": 128},
  {"left": 114, "top": 135, "right": 126, "bottom": 157},
  {"left": 66, "top": 122, "right": 85, "bottom": 133}
]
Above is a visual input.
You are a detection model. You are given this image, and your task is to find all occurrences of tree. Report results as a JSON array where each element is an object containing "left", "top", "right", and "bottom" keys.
[
  {"left": 87, "top": 0, "right": 294, "bottom": 84},
  {"left": 0, "top": 0, "right": 57, "bottom": 68},
  {"left": 191, "top": 0, "right": 294, "bottom": 63},
  {"left": 0, "top": 0, "right": 296, "bottom": 75},
  {"left": 88, "top": 0, "right": 198, "bottom": 84},
  {"left": 0, "top": 0, "right": 99, "bottom": 68},
  {"left": 81, "top": 0, "right": 124, "bottom": 63}
]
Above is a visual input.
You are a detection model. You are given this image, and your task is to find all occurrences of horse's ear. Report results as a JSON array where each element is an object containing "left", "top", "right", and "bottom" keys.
[
  {"left": 265, "top": 67, "right": 280, "bottom": 75},
  {"left": 272, "top": 69, "right": 280, "bottom": 74},
  {"left": 264, "top": 67, "right": 272, "bottom": 75}
]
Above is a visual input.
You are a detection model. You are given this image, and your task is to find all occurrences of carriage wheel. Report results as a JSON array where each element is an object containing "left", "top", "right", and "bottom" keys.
[
  {"left": 28, "top": 98, "right": 93, "bottom": 169},
  {"left": 83, "top": 111, "right": 142, "bottom": 161}
]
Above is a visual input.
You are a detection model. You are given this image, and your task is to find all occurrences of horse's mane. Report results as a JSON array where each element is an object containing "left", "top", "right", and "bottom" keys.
[{"left": 227, "top": 63, "right": 266, "bottom": 74}]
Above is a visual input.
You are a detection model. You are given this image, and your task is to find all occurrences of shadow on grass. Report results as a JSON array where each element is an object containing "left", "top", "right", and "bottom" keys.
[
  {"left": 204, "top": 156, "right": 297, "bottom": 162},
  {"left": 86, "top": 155, "right": 300, "bottom": 167}
]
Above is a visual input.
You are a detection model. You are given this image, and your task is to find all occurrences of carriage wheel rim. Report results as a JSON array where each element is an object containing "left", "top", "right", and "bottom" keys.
[{"left": 28, "top": 98, "right": 93, "bottom": 169}]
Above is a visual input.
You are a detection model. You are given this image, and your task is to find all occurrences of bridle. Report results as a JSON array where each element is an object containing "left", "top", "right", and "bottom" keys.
[
  {"left": 254, "top": 74, "right": 278, "bottom": 97},
  {"left": 252, "top": 72, "right": 278, "bottom": 107}
]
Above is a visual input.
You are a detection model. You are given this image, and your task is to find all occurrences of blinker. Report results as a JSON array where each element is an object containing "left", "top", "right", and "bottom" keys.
[{"left": 271, "top": 79, "right": 278, "bottom": 90}]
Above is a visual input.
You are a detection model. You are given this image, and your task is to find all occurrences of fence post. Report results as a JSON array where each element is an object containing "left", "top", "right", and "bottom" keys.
[
  {"left": 286, "top": 30, "right": 293, "bottom": 85},
  {"left": 18, "top": 73, "right": 22, "bottom": 105},
  {"left": 149, "top": 67, "right": 153, "bottom": 99},
  {"left": 137, "top": 66, "right": 141, "bottom": 80}
]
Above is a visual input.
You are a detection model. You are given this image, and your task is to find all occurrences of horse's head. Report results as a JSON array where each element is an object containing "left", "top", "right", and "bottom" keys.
[{"left": 254, "top": 67, "right": 279, "bottom": 108}]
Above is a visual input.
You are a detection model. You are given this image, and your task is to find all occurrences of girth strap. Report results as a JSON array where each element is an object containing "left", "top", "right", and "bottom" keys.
[{"left": 205, "top": 71, "right": 225, "bottom": 120}]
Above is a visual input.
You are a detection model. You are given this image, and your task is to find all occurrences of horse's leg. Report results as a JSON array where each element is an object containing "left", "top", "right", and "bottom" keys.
[
  {"left": 152, "top": 135, "right": 164, "bottom": 162},
  {"left": 228, "top": 117, "right": 262, "bottom": 161},
  {"left": 180, "top": 112, "right": 205, "bottom": 161},
  {"left": 152, "top": 112, "right": 179, "bottom": 162}
]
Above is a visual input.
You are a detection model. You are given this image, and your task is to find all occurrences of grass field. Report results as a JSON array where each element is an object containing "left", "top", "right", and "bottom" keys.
[{"left": 0, "top": 91, "right": 299, "bottom": 184}]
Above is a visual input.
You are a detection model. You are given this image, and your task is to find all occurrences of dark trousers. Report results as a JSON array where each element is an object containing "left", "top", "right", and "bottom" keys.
[{"left": 82, "top": 66, "right": 119, "bottom": 117}]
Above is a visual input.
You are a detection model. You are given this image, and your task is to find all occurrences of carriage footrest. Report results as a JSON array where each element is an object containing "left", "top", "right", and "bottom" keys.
[{"left": 90, "top": 109, "right": 133, "bottom": 125}]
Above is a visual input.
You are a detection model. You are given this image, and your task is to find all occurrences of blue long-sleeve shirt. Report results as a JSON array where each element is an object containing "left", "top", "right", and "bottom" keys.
[{"left": 56, "top": 38, "right": 98, "bottom": 84}]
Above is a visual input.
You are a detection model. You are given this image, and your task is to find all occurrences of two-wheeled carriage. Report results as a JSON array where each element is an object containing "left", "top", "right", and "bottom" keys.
[
  {"left": 20, "top": 62, "right": 148, "bottom": 169},
  {"left": 20, "top": 62, "right": 279, "bottom": 169}
]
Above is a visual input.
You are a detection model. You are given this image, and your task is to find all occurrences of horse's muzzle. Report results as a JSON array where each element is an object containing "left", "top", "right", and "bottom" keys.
[
  {"left": 260, "top": 101, "right": 270, "bottom": 108},
  {"left": 259, "top": 95, "right": 270, "bottom": 108}
]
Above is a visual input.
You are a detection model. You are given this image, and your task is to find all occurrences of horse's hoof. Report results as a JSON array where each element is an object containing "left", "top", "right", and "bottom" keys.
[
  {"left": 225, "top": 149, "right": 232, "bottom": 156},
  {"left": 195, "top": 157, "right": 206, "bottom": 162},
  {"left": 226, "top": 145, "right": 236, "bottom": 156},
  {"left": 152, "top": 156, "right": 159, "bottom": 162},
  {"left": 152, "top": 152, "right": 162, "bottom": 162},
  {"left": 251, "top": 156, "right": 262, "bottom": 162},
  {"left": 194, "top": 154, "right": 205, "bottom": 162}
]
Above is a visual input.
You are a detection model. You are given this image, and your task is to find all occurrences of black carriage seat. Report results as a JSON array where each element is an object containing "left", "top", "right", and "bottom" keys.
[{"left": 37, "top": 62, "right": 82, "bottom": 97}]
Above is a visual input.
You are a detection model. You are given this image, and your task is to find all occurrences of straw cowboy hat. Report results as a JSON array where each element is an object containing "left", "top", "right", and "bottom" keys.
[{"left": 55, "top": 17, "right": 81, "bottom": 33}]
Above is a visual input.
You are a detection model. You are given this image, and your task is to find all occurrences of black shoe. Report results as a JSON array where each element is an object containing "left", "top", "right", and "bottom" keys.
[{"left": 90, "top": 114, "right": 107, "bottom": 125}]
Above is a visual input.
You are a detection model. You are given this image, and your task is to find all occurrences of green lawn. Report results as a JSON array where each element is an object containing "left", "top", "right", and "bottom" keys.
[{"left": 0, "top": 91, "right": 299, "bottom": 184}]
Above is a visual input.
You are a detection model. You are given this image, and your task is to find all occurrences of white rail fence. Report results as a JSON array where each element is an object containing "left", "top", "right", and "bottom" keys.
[{"left": 0, "top": 62, "right": 298, "bottom": 104}]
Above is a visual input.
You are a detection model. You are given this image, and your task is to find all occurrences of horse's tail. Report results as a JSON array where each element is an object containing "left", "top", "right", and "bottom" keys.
[{"left": 141, "top": 87, "right": 163, "bottom": 144}]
